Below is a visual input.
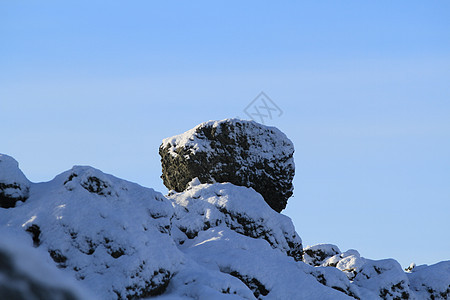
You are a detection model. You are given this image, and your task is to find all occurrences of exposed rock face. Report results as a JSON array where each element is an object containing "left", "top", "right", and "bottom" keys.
[
  {"left": 159, "top": 119, "right": 295, "bottom": 213},
  {"left": 0, "top": 154, "right": 30, "bottom": 208}
]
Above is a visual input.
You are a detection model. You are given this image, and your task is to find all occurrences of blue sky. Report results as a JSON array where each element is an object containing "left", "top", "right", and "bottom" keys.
[{"left": 1, "top": 1, "right": 449, "bottom": 267}]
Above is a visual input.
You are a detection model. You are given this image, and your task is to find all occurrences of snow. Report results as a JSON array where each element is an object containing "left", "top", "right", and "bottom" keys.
[
  {"left": 408, "top": 261, "right": 450, "bottom": 299},
  {"left": 303, "top": 243, "right": 342, "bottom": 266},
  {"left": 1, "top": 153, "right": 449, "bottom": 299},
  {"left": 0, "top": 227, "right": 93, "bottom": 300},
  {"left": 170, "top": 226, "right": 352, "bottom": 299},
  {"left": 161, "top": 118, "right": 294, "bottom": 163},
  {"left": 0, "top": 164, "right": 184, "bottom": 299},
  {"left": 169, "top": 182, "right": 302, "bottom": 260},
  {"left": 0, "top": 154, "right": 30, "bottom": 201}
]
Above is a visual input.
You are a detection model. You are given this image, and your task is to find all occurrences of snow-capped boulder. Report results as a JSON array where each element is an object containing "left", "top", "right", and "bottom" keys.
[
  {"left": 168, "top": 182, "right": 303, "bottom": 261},
  {"left": 159, "top": 119, "right": 295, "bottom": 212},
  {"left": 304, "top": 246, "right": 417, "bottom": 299},
  {"left": 408, "top": 261, "right": 450, "bottom": 299},
  {"left": 0, "top": 228, "right": 91, "bottom": 300},
  {"left": 0, "top": 154, "right": 30, "bottom": 208},
  {"left": 307, "top": 266, "right": 361, "bottom": 299},
  {"left": 353, "top": 259, "right": 412, "bottom": 299},
  {"left": 0, "top": 165, "right": 184, "bottom": 299},
  {"left": 303, "top": 244, "right": 342, "bottom": 267}
]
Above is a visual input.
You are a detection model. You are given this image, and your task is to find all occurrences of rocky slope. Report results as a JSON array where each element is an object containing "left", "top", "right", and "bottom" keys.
[{"left": 1, "top": 120, "right": 449, "bottom": 299}]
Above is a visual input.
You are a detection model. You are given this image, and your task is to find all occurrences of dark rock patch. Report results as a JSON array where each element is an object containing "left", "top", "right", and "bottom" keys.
[
  {"left": 25, "top": 224, "right": 41, "bottom": 247},
  {"left": 227, "top": 270, "right": 269, "bottom": 299}
]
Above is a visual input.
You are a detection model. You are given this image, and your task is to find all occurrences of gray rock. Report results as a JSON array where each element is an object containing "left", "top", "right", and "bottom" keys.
[{"left": 159, "top": 119, "right": 295, "bottom": 212}]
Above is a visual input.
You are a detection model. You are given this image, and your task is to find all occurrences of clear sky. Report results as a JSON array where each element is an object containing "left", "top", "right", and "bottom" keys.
[{"left": 1, "top": 1, "right": 449, "bottom": 268}]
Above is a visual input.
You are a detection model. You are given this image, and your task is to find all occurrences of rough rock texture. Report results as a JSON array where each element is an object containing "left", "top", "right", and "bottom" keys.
[
  {"left": 0, "top": 154, "right": 30, "bottom": 208},
  {"left": 159, "top": 119, "right": 295, "bottom": 212}
]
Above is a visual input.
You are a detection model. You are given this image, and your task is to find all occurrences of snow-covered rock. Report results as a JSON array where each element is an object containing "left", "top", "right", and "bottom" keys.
[
  {"left": 176, "top": 227, "right": 352, "bottom": 299},
  {"left": 0, "top": 154, "right": 30, "bottom": 208},
  {"left": 352, "top": 258, "right": 412, "bottom": 299},
  {"left": 168, "top": 182, "right": 303, "bottom": 261},
  {"left": 303, "top": 243, "right": 342, "bottom": 267},
  {"left": 408, "top": 261, "right": 450, "bottom": 299},
  {"left": 0, "top": 165, "right": 184, "bottom": 299},
  {"left": 0, "top": 227, "right": 92, "bottom": 300},
  {"left": 159, "top": 119, "right": 295, "bottom": 212},
  {"left": 1, "top": 153, "right": 449, "bottom": 300},
  {"left": 304, "top": 246, "right": 416, "bottom": 299}
]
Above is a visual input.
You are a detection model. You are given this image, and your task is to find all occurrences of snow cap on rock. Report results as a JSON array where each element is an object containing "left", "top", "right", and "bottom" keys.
[
  {"left": 0, "top": 154, "right": 31, "bottom": 208},
  {"left": 160, "top": 119, "right": 295, "bottom": 212}
]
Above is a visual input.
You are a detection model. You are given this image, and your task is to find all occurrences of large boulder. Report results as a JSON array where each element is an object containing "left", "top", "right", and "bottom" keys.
[
  {"left": 0, "top": 154, "right": 30, "bottom": 208},
  {"left": 159, "top": 119, "right": 295, "bottom": 212}
]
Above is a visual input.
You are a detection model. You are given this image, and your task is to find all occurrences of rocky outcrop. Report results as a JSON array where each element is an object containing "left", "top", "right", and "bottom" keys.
[
  {"left": 0, "top": 164, "right": 184, "bottom": 299},
  {"left": 303, "top": 244, "right": 342, "bottom": 267},
  {"left": 303, "top": 246, "right": 416, "bottom": 299},
  {"left": 168, "top": 180, "right": 303, "bottom": 261},
  {"left": 159, "top": 119, "right": 295, "bottom": 212},
  {"left": 0, "top": 154, "right": 30, "bottom": 208}
]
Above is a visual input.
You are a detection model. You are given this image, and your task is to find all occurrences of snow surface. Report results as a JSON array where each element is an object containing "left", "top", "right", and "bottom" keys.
[
  {"left": 1, "top": 164, "right": 184, "bottom": 299},
  {"left": 0, "top": 227, "right": 93, "bottom": 300},
  {"left": 1, "top": 154, "right": 449, "bottom": 299},
  {"left": 168, "top": 182, "right": 302, "bottom": 260},
  {"left": 161, "top": 118, "right": 294, "bottom": 163},
  {"left": 0, "top": 154, "right": 30, "bottom": 201}
]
